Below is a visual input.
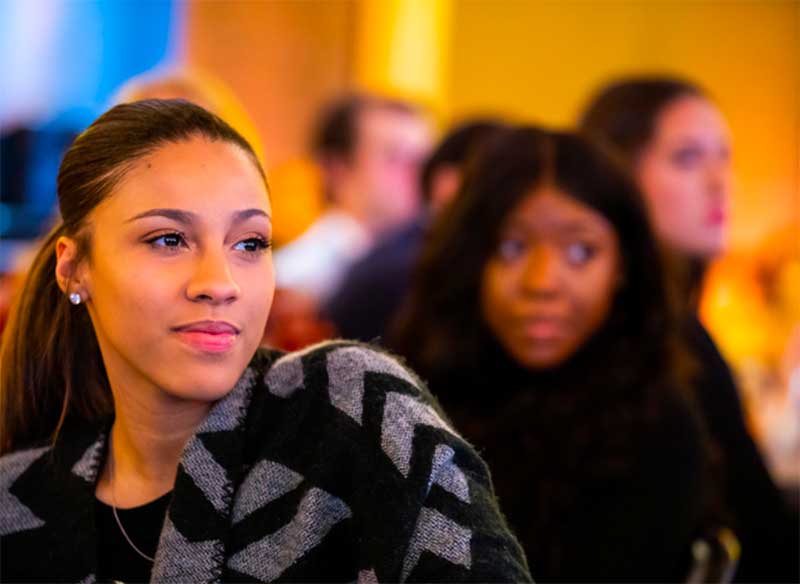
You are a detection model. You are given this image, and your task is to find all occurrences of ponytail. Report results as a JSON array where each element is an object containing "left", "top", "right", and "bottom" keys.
[{"left": 0, "top": 223, "right": 111, "bottom": 455}]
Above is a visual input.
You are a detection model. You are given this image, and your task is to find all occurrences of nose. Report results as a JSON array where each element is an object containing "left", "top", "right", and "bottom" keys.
[
  {"left": 521, "top": 246, "right": 560, "bottom": 297},
  {"left": 186, "top": 248, "right": 240, "bottom": 305},
  {"left": 707, "top": 157, "right": 732, "bottom": 202}
]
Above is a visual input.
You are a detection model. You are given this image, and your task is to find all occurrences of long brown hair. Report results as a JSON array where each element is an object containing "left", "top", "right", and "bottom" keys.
[
  {"left": 0, "top": 99, "right": 266, "bottom": 454},
  {"left": 578, "top": 76, "right": 710, "bottom": 306}
]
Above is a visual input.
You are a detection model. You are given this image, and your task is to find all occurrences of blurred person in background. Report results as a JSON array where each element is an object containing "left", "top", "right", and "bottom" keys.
[
  {"left": 0, "top": 99, "right": 531, "bottom": 583},
  {"left": 112, "top": 67, "right": 266, "bottom": 167},
  {"left": 273, "top": 93, "right": 433, "bottom": 304},
  {"left": 263, "top": 94, "right": 432, "bottom": 351},
  {"left": 392, "top": 127, "right": 731, "bottom": 582},
  {"left": 323, "top": 119, "right": 506, "bottom": 343},
  {"left": 579, "top": 76, "right": 798, "bottom": 582}
]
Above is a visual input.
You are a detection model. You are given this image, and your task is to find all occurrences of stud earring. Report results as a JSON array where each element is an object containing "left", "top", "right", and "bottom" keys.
[{"left": 69, "top": 292, "right": 82, "bottom": 305}]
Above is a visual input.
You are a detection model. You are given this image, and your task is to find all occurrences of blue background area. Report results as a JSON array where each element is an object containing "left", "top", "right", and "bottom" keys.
[{"left": 1, "top": 0, "right": 179, "bottom": 267}]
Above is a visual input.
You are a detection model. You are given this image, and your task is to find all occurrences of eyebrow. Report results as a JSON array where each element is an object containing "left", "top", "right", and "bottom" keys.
[{"left": 126, "top": 208, "right": 271, "bottom": 225}]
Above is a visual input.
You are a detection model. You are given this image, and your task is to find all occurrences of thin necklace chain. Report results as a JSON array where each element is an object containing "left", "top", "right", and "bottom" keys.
[{"left": 108, "top": 448, "right": 156, "bottom": 563}]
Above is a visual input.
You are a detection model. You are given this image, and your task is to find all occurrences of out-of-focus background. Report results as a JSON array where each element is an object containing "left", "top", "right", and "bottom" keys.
[{"left": 2, "top": 0, "right": 798, "bottom": 481}]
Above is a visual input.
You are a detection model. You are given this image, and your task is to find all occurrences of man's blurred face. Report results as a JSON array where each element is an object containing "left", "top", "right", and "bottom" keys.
[{"left": 344, "top": 106, "right": 432, "bottom": 234}]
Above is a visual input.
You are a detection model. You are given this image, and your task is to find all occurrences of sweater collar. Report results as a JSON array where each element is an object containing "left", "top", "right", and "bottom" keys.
[{"left": 45, "top": 357, "right": 261, "bottom": 583}]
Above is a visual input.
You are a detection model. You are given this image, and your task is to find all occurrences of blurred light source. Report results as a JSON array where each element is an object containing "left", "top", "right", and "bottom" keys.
[{"left": 355, "top": 0, "right": 452, "bottom": 112}]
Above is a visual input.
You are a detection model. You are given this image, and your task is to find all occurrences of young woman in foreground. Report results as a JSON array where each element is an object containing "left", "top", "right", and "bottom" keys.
[
  {"left": 0, "top": 100, "right": 530, "bottom": 583},
  {"left": 393, "top": 127, "right": 727, "bottom": 582}
]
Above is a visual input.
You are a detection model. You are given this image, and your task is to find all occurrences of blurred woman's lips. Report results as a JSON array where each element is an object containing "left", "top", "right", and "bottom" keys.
[
  {"left": 520, "top": 317, "right": 565, "bottom": 341},
  {"left": 707, "top": 207, "right": 726, "bottom": 225},
  {"left": 172, "top": 320, "right": 240, "bottom": 353}
]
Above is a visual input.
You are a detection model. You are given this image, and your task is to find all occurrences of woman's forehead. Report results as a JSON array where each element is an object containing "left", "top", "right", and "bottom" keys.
[
  {"left": 503, "top": 187, "right": 614, "bottom": 235},
  {"left": 655, "top": 96, "right": 729, "bottom": 141},
  {"left": 96, "top": 138, "right": 270, "bottom": 221}
]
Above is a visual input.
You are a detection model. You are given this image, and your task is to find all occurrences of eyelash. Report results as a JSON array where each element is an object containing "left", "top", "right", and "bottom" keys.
[
  {"left": 233, "top": 236, "right": 272, "bottom": 254},
  {"left": 144, "top": 232, "right": 272, "bottom": 256},
  {"left": 145, "top": 231, "right": 187, "bottom": 251}
]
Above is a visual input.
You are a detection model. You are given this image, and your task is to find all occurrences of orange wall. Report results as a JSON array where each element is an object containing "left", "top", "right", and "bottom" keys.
[
  {"left": 185, "top": 1, "right": 354, "bottom": 168},
  {"left": 184, "top": 1, "right": 355, "bottom": 243}
]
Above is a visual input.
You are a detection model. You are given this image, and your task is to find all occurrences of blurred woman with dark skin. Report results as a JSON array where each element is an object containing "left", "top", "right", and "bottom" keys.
[
  {"left": 580, "top": 78, "right": 798, "bottom": 582},
  {"left": 393, "top": 127, "right": 727, "bottom": 581}
]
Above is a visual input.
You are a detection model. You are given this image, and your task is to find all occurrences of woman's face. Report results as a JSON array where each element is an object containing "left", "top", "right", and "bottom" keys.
[
  {"left": 481, "top": 186, "right": 621, "bottom": 369},
  {"left": 636, "top": 95, "right": 732, "bottom": 259},
  {"left": 72, "top": 137, "right": 274, "bottom": 404}
]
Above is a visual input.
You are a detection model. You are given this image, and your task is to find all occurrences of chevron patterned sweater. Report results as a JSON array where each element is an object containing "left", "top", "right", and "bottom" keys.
[{"left": 0, "top": 341, "right": 531, "bottom": 582}]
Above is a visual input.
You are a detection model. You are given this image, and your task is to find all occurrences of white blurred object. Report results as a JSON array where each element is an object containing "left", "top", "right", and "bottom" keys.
[{"left": 760, "top": 324, "right": 800, "bottom": 488}]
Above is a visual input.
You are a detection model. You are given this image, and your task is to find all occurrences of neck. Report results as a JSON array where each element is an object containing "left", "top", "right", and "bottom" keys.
[{"left": 96, "top": 387, "right": 211, "bottom": 508}]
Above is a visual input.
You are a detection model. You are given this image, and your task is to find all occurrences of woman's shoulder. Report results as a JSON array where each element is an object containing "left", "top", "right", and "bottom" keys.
[
  {"left": 251, "top": 339, "right": 440, "bottom": 413},
  {"left": 245, "top": 339, "right": 463, "bottom": 476},
  {"left": 0, "top": 443, "right": 57, "bottom": 541},
  {"left": 1, "top": 422, "right": 107, "bottom": 496},
  {"left": 0, "top": 444, "right": 53, "bottom": 487},
  {"left": 236, "top": 341, "right": 530, "bottom": 581}
]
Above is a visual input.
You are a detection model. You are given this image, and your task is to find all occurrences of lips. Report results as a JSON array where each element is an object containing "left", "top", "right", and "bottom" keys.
[
  {"left": 519, "top": 316, "right": 566, "bottom": 342},
  {"left": 707, "top": 207, "right": 726, "bottom": 226},
  {"left": 173, "top": 320, "right": 240, "bottom": 353}
]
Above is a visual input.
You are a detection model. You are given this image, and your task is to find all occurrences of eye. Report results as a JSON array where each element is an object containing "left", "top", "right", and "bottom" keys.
[
  {"left": 146, "top": 232, "right": 187, "bottom": 251},
  {"left": 497, "top": 237, "right": 526, "bottom": 262},
  {"left": 671, "top": 146, "right": 703, "bottom": 169},
  {"left": 233, "top": 236, "right": 271, "bottom": 255},
  {"left": 564, "top": 242, "right": 596, "bottom": 266}
]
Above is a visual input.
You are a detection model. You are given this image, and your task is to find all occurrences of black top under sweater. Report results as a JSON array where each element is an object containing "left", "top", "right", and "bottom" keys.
[{"left": 95, "top": 492, "right": 171, "bottom": 583}]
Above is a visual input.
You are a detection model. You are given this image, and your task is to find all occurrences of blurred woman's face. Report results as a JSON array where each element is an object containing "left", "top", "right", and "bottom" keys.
[
  {"left": 481, "top": 186, "right": 621, "bottom": 369},
  {"left": 74, "top": 137, "right": 274, "bottom": 405},
  {"left": 637, "top": 95, "right": 732, "bottom": 259}
]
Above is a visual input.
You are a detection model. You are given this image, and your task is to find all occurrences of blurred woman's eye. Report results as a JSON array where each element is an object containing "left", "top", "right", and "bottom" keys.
[
  {"left": 497, "top": 237, "right": 526, "bottom": 262},
  {"left": 670, "top": 146, "right": 703, "bottom": 169},
  {"left": 564, "top": 242, "right": 596, "bottom": 266},
  {"left": 233, "top": 236, "right": 272, "bottom": 255},
  {"left": 146, "top": 232, "right": 187, "bottom": 251}
]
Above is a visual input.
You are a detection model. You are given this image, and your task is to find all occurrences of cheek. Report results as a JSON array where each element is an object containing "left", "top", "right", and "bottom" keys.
[
  {"left": 640, "top": 162, "right": 704, "bottom": 232},
  {"left": 573, "top": 260, "right": 618, "bottom": 336},
  {"left": 90, "top": 256, "right": 172, "bottom": 325},
  {"left": 238, "top": 262, "right": 276, "bottom": 331}
]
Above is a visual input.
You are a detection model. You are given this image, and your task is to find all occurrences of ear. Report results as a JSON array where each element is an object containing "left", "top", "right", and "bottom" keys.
[
  {"left": 55, "top": 236, "right": 90, "bottom": 299},
  {"left": 323, "top": 154, "right": 352, "bottom": 184},
  {"left": 430, "top": 165, "right": 462, "bottom": 213}
]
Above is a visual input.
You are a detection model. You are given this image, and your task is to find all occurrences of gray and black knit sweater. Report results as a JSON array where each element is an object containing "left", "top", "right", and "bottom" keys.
[{"left": 0, "top": 341, "right": 531, "bottom": 582}]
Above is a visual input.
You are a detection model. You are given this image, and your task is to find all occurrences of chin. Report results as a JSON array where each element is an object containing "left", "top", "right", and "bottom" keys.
[
  {"left": 674, "top": 230, "right": 727, "bottom": 261},
  {"left": 163, "top": 364, "right": 247, "bottom": 403},
  {"left": 514, "top": 347, "right": 571, "bottom": 371},
  {"left": 692, "top": 238, "right": 727, "bottom": 260}
]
